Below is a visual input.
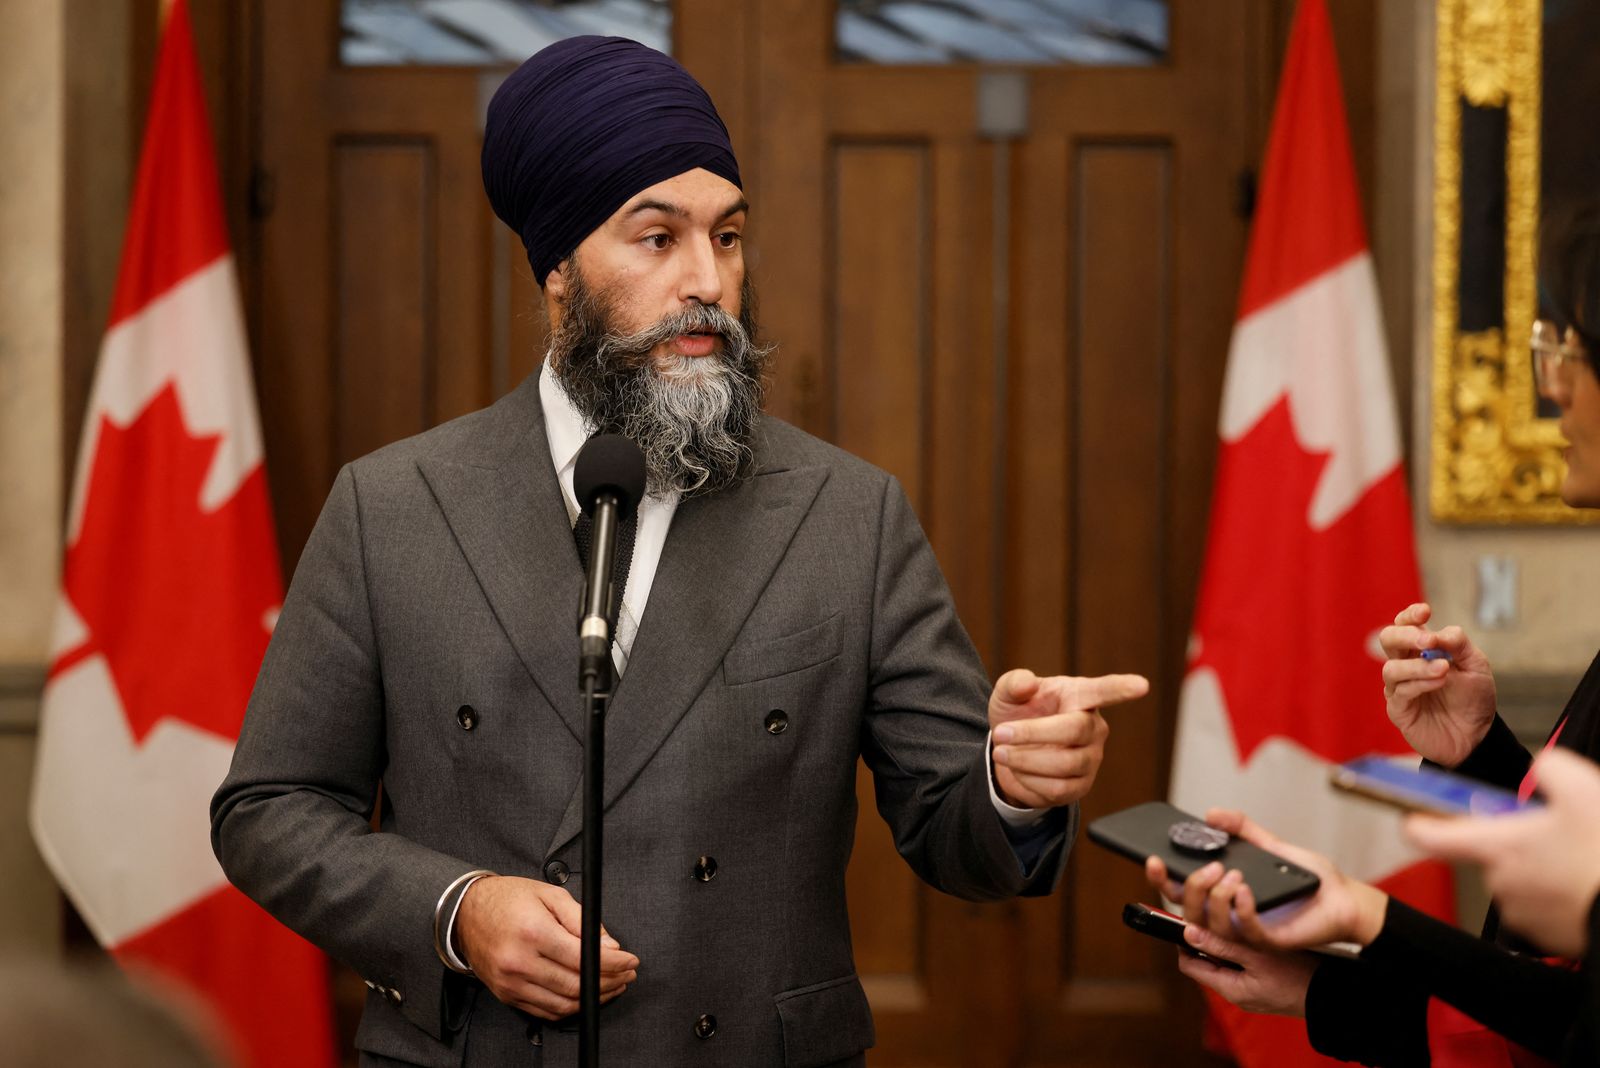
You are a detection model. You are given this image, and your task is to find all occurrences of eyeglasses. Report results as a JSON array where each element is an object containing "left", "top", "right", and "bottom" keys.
[{"left": 1530, "top": 319, "right": 1590, "bottom": 394}]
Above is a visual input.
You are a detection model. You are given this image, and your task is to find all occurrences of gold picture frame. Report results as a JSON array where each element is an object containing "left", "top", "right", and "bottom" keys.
[{"left": 1429, "top": 0, "right": 1592, "bottom": 524}]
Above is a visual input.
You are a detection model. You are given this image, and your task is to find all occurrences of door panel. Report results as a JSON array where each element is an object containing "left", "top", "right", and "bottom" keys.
[{"left": 332, "top": 140, "right": 436, "bottom": 461}]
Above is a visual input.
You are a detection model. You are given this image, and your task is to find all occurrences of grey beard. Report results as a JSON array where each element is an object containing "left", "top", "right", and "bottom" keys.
[{"left": 549, "top": 271, "right": 771, "bottom": 498}]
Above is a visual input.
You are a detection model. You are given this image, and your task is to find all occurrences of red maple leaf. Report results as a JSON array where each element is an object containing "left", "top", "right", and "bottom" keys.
[
  {"left": 54, "top": 383, "right": 282, "bottom": 744},
  {"left": 1191, "top": 396, "right": 1421, "bottom": 764}
]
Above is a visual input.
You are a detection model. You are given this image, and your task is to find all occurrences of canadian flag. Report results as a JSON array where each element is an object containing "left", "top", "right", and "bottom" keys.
[
  {"left": 29, "top": 3, "right": 334, "bottom": 1065},
  {"left": 1169, "top": 0, "right": 1455, "bottom": 1063}
]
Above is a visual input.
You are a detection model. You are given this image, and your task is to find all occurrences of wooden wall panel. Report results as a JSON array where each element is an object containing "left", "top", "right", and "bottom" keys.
[
  {"left": 927, "top": 139, "right": 997, "bottom": 665},
  {"left": 752, "top": 0, "right": 829, "bottom": 432},
  {"left": 428, "top": 122, "right": 493, "bottom": 424},
  {"left": 831, "top": 143, "right": 929, "bottom": 503},
  {"left": 1067, "top": 144, "right": 1172, "bottom": 990},
  {"left": 834, "top": 141, "right": 929, "bottom": 988},
  {"left": 333, "top": 140, "right": 434, "bottom": 465},
  {"left": 1006, "top": 135, "right": 1074, "bottom": 685}
]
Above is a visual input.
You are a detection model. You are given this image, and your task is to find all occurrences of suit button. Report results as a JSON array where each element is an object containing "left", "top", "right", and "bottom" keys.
[
  {"left": 544, "top": 860, "right": 569, "bottom": 885},
  {"left": 693, "top": 855, "right": 718, "bottom": 882},
  {"left": 456, "top": 704, "right": 478, "bottom": 730},
  {"left": 387, "top": 987, "right": 404, "bottom": 1006},
  {"left": 526, "top": 1022, "right": 543, "bottom": 1046},
  {"left": 764, "top": 709, "right": 788, "bottom": 734},
  {"left": 693, "top": 1013, "right": 717, "bottom": 1039}
]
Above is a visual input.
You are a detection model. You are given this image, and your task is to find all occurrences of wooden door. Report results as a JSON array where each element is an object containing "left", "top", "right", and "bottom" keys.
[
  {"left": 738, "top": 4, "right": 1265, "bottom": 1066},
  {"left": 246, "top": 3, "right": 1278, "bottom": 1063}
]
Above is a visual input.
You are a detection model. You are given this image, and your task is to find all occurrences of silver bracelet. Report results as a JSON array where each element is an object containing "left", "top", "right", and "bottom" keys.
[{"left": 432, "top": 869, "right": 496, "bottom": 976}]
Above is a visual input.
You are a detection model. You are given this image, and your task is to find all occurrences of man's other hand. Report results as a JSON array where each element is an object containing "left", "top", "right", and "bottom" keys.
[
  {"left": 988, "top": 669, "right": 1148, "bottom": 808},
  {"left": 456, "top": 875, "right": 640, "bottom": 1020}
]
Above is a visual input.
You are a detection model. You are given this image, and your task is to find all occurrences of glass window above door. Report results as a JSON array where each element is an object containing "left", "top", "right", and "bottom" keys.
[
  {"left": 341, "top": 0, "right": 672, "bottom": 65},
  {"left": 836, "top": 0, "right": 1167, "bottom": 65}
]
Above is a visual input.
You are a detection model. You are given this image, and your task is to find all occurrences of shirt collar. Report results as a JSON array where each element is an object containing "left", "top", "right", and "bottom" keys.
[{"left": 539, "top": 358, "right": 592, "bottom": 476}]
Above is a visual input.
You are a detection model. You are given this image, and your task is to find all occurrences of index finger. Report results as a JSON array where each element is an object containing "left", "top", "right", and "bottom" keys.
[
  {"left": 1380, "top": 621, "right": 1451, "bottom": 660},
  {"left": 1394, "top": 603, "right": 1432, "bottom": 627},
  {"left": 1071, "top": 673, "right": 1150, "bottom": 709},
  {"left": 537, "top": 926, "right": 641, "bottom": 974}
]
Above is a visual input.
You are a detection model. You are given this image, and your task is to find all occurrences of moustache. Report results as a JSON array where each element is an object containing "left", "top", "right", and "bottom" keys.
[{"left": 596, "top": 302, "right": 748, "bottom": 362}]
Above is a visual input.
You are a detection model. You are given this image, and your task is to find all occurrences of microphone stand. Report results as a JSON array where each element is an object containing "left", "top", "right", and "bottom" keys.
[{"left": 578, "top": 490, "right": 621, "bottom": 1068}]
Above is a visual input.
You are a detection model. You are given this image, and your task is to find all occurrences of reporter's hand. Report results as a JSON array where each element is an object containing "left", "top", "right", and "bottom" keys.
[
  {"left": 1144, "top": 809, "right": 1387, "bottom": 951},
  {"left": 988, "top": 669, "right": 1148, "bottom": 808},
  {"left": 1405, "top": 748, "right": 1600, "bottom": 957},
  {"left": 1174, "top": 925, "right": 1318, "bottom": 1018},
  {"left": 456, "top": 875, "right": 639, "bottom": 1020},
  {"left": 1380, "top": 602, "right": 1497, "bottom": 767}
]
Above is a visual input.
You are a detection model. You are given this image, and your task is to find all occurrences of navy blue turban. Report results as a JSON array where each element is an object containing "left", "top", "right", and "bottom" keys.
[{"left": 482, "top": 36, "right": 742, "bottom": 286}]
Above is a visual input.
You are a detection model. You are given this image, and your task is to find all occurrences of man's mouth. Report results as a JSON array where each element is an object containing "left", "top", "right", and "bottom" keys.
[{"left": 671, "top": 331, "right": 720, "bottom": 357}]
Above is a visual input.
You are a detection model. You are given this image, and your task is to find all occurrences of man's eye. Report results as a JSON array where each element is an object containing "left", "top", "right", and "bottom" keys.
[
  {"left": 643, "top": 234, "right": 671, "bottom": 250},
  {"left": 715, "top": 232, "right": 741, "bottom": 249}
]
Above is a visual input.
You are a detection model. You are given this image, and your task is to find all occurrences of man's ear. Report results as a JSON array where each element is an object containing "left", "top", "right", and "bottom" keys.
[{"left": 545, "top": 259, "right": 570, "bottom": 304}]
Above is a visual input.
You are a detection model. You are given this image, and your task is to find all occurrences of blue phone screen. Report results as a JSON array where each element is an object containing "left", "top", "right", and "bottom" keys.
[{"left": 1341, "top": 757, "right": 1531, "bottom": 816}]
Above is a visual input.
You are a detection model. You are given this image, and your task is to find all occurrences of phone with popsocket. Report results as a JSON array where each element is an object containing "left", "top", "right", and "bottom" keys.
[{"left": 1087, "top": 801, "right": 1321, "bottom": 912}]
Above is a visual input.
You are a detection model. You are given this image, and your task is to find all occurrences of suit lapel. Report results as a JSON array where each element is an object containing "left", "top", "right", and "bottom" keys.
[
  {"left": 416, "top": 380, "right": 587, "bottom": 743},
  {"left": 545, "top": 459, "right": 828, "bottom": 855}
]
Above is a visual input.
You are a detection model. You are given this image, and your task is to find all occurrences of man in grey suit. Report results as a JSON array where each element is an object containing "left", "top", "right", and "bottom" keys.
[{"left": 212, "top": 36, "right": 1148, "bottom": 1067}]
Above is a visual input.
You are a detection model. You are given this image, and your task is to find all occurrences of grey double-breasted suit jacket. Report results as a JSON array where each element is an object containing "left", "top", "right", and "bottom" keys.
[{"left": 212, "top": 373, "right": 1072, "bottom": 1067}]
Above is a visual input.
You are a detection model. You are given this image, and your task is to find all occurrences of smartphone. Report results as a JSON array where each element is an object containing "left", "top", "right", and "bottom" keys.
[
  {"left": 1087, "top": 801, "right": 1321, "bottom": 911},
  {"left": 1329, "top": 755, "right": 1536, "bottom": 817},
  {"left": 1123, "top": 902, "right": 1245, "bottom": 971}
]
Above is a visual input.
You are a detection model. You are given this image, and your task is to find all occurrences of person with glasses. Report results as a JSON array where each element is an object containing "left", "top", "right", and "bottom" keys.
[{"left": 1144, "top": 202, "right": 1600, "bottom": 1067}]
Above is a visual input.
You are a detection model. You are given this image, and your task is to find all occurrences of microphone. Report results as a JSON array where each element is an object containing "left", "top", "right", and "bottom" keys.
[{"left": 573, "top": 435, "right": 646, "bottom": 689}]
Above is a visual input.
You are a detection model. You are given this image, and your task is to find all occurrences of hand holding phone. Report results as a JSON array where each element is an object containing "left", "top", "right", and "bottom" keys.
[
  {"left": 1132, "top": 901, "right": 1323, "bottom": 1018},
  {"left": 1097, "top": 803, "right": 1390, "bottom": 953}
]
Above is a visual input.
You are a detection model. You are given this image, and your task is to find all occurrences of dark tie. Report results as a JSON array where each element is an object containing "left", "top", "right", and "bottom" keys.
[{"left": 573, "top": 509, "right": 637, "bottom": 651}]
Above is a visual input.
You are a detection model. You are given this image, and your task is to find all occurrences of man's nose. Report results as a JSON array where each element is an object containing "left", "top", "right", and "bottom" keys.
[{"left": 676, "top": 239, "right": 724, "bottom": 307}]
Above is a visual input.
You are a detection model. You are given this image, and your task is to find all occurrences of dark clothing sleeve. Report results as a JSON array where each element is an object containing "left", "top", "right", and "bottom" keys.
[
  {"left": 1358, "top": 899, "right": 1584, "bottom": 1063},
  {"left": 1425, "top": 714, "right": 1532, "bottom": 790},
  {"left": 1304, "top": 956, "right": 1431, "bottom": 1067},
  {"left": 859, "top": 477, "right": 1071, "bottom": 899},
  {"left": 211, "top": 466, "right": 477, "bottom": 1042},
  {"left": 1563, "top": 894, "right": 1600, "bottom": 1067},
  {"left": 1302, "top": 900, "right": 1585, "bottom": 1065}
]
